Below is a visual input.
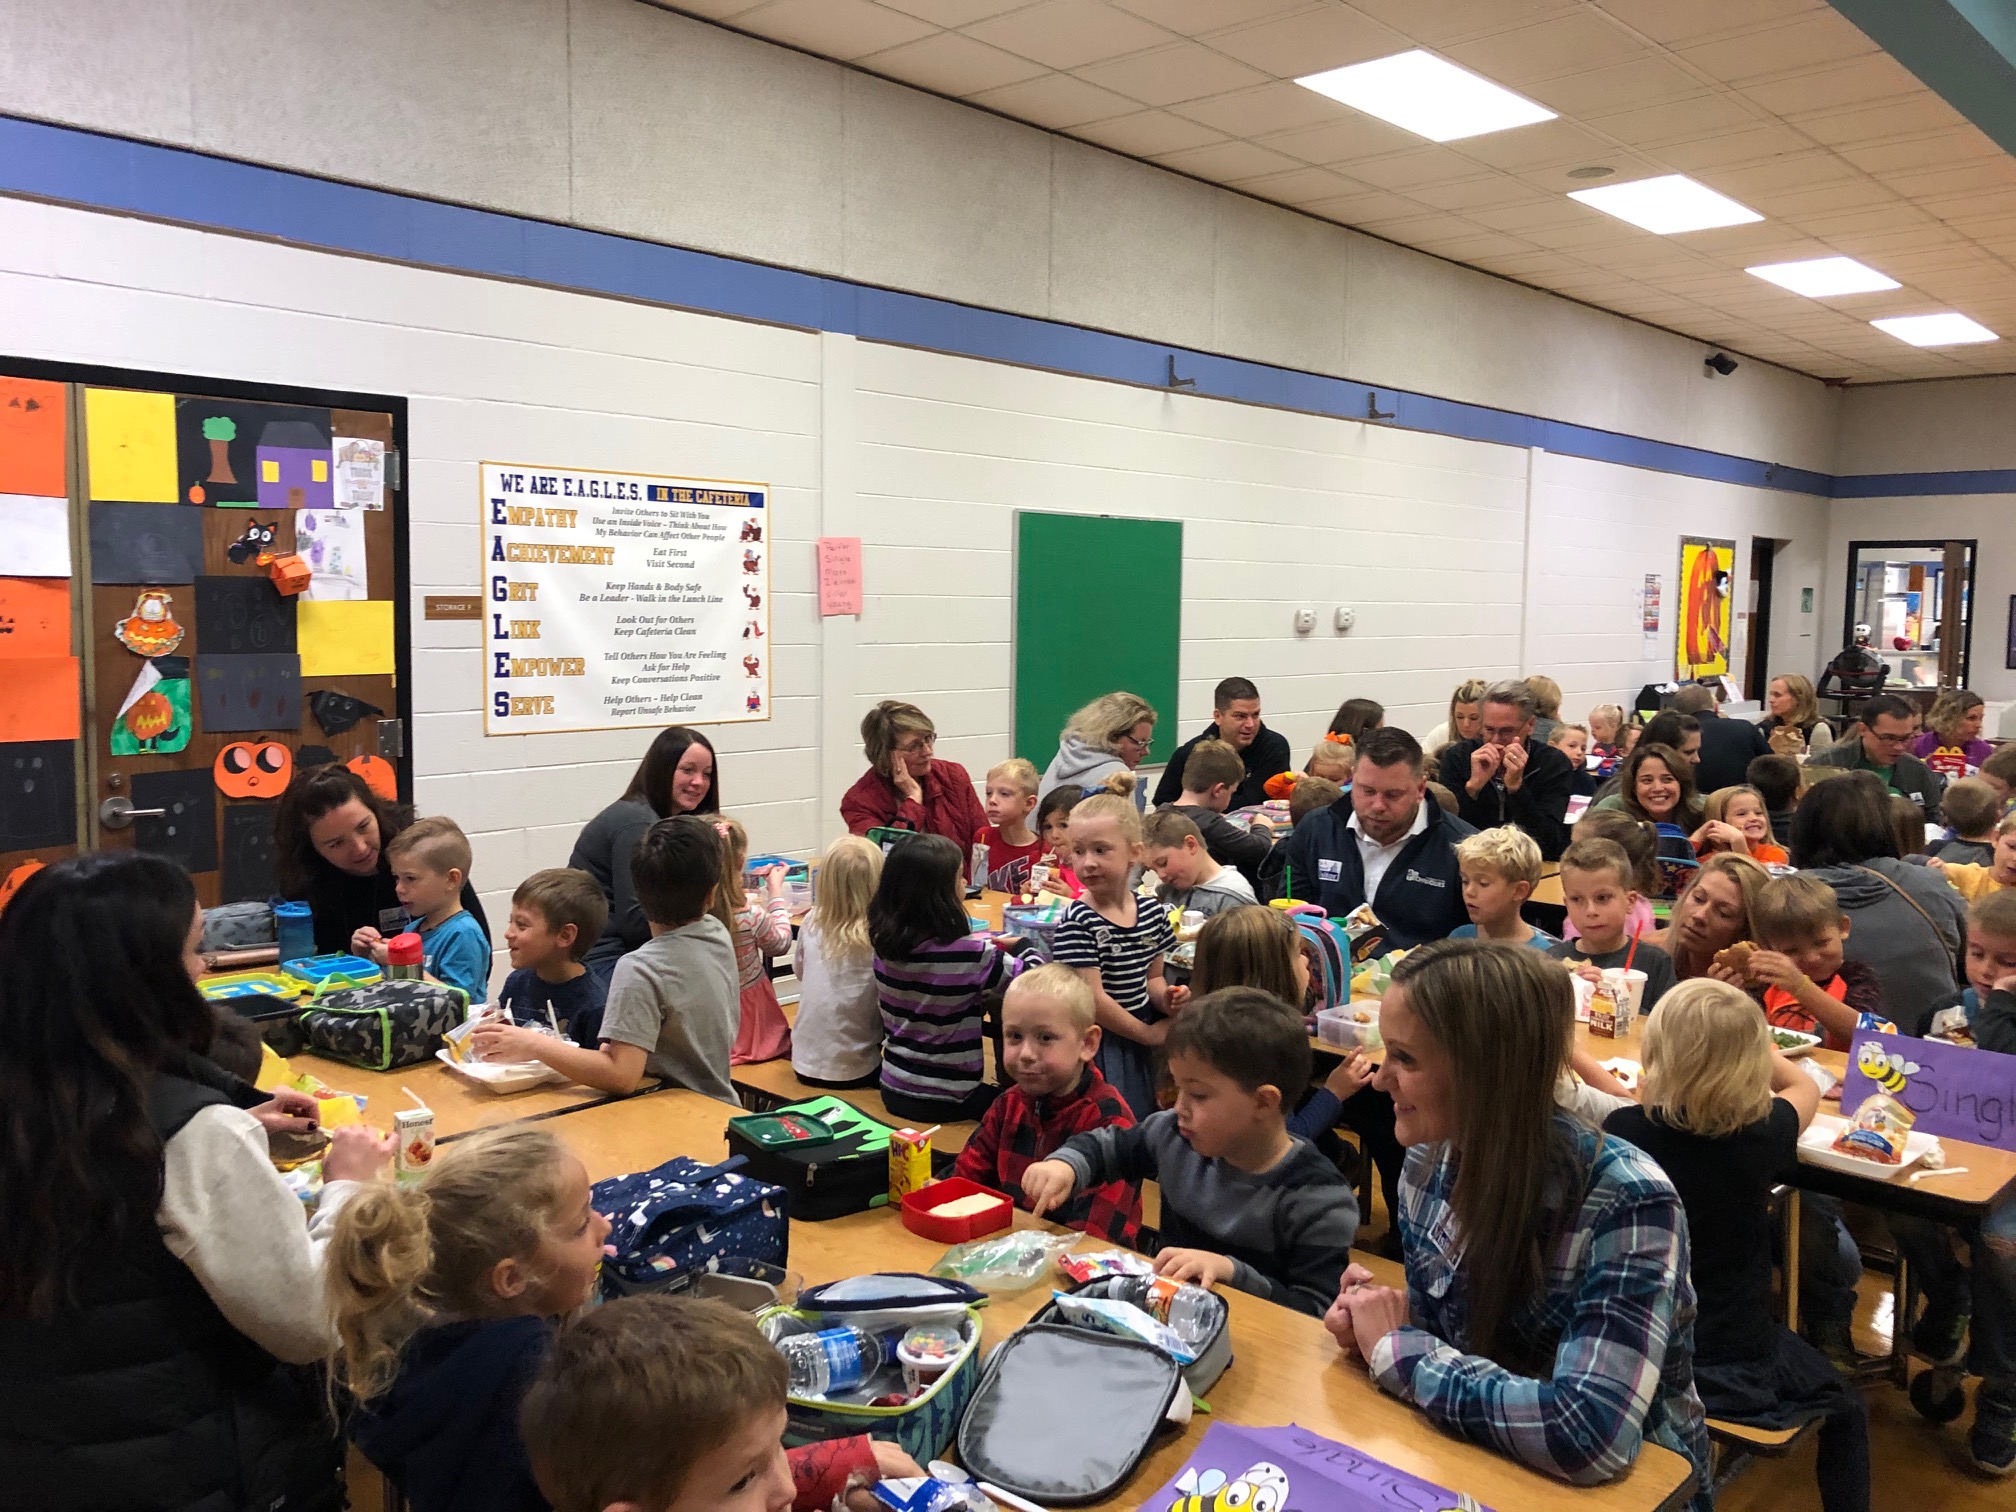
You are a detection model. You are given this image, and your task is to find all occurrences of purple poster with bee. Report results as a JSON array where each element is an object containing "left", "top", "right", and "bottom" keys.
[
  {"left": 1144, "top": 1422, "right": 1490, "bottom": 1512},
  {"left": 1841, "top": 1032, "right": 2016, "bottom": 1152}
]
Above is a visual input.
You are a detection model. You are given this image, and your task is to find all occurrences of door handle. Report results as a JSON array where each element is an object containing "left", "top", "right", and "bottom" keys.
[{"left": 99, "top": 796, "right": 167, "bottom": 830}]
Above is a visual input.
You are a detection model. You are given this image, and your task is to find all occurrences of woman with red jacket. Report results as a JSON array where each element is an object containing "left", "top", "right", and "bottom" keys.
[{"left": 840, "top": 701, "right": 987, "bottom": 873}]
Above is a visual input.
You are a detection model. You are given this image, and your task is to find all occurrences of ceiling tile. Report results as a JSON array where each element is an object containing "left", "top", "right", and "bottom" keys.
[
  {"left": 1149, "top": 138, "right": 1305, "bottom": 181},
  {"left": 1441, "top": 11, "right": 1647, "bottom": 83},
  {"left": 967, "top": 71, "right": 1141, "bottom": 127},
  {"left": 1346, "top": 146, "right": 1505, "bottom": 190},
  {"left": 1353, "top": 210, "right": 1488, "bottom": 244},
  {"left": 1675, "top": 13, "right": 1878, "bottom": 84},
  {"left": 1466, "top": 197, "right": 1594, "bottom": 233},
  {"left": 1710, "top": 152, "right": 1861, "bottom": 197},
  {"left": 1170, "top": 81, "right": 1352, "bottom": 136},
  {"left": 1409, "top": 230, "right": 1544, "bottom": 260},
  {"left": 1234, "top": 164, "right": 1375, "bottom": 206},
  {"left": 1836, "top": 129, "right": 2000, "bottom": 176},
  {"left": 732, "top": 0, "right": 938, "bottom": 59},
  {"left": 1252, "top": 113, "right": 1427, "bottom": 166},
  {"left": 1067, "top": 108, "right": 1227, "bottom": 156},
  {"left": 1108, "top": 0, "right": 1311, "bottom": 34},
  {"left": 876, "top": 0, "right": 1036, "bottom": 22},
  {"left": 1204, "top": 7, "right": 1406, "bottom": 75},
  {"left": 656, "top": 0, "right": 772, "bottom": 16},
  {"left": 1586, "top": 92, "right": 1767, "bottom": 149},
  {"left": 1404, "top": 174, "right": 1553, "bottom": 212},
  {"left": 1652, "top": 123, "right": 1813, "bottom": 170},
  {"left": 1777, "top": 93, "right": 1958, "bottom": 147},
  {"left": 1346, "top": 0, "right": 1580, "bottom": 48},
  {"left": 1076, "top": 41, "right": 1271, "bottom": 104},
  {"left": 1742, "top": 55, "right": 1925, "bottom": 118},
  {"left": 1450, "top": 118, "right": 1625, "bottom": 173},
  {"left": 1886, "top": 160, "right": 2016, "bottom": 202},
  {"left": 1749, "top": 181, "right": 1903, "bottom": 219},
  {"left": 1791, "top": 204, "right": 1939, "bottom": 238},
  {"left": 1523, "top": 55, "right": 1709, "bottom": 118},
  {"left": 1300, "top": 187, "right": 1441, "bottom": 225},
  {"left": 1591, "top": 0, "right": 1828, "bottom": 47},
  {"left": 856, "top": 31, "right": 1051, "bottom": 94},
  {"left": 964, "top": 1, "right": 1172, "bottom": 68}
]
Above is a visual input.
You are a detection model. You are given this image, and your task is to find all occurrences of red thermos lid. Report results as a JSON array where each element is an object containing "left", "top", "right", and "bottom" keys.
[{"left": 387, "top": 932, "right": 424, "bottom": 967}]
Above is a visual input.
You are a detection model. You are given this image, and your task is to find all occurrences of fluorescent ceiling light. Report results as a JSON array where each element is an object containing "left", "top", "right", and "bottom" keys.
[
  {"left": 1746, "top": 256, "right": 1899, "bottom": 298},
  {"left": 1295, "top": 50, "right": 1555, "bottom": 143},
  {"left": 1567, "top": 174, "right": 1763, "bottom": 234},
  {"left": 1871, "top": 312, "right": 1998, "bottom": 347}
]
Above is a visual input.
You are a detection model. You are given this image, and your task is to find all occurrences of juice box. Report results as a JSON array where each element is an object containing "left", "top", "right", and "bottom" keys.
[
  {"left": 393, "top": 1106, "right": 436, "bottom": 1182},
  {"left": 888, "top": 1127, "right": 933, "bottom": 1204}
]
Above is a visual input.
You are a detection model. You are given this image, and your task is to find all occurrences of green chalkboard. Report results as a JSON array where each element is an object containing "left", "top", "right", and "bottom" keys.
[{"left": 1013, "top": 512, "right": 1182, "bottom": 770}]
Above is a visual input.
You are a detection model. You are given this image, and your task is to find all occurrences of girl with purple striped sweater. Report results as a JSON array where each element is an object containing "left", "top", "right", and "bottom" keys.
[{"left": 870, "top": 834, "right": 1037, "bottom": 1124}]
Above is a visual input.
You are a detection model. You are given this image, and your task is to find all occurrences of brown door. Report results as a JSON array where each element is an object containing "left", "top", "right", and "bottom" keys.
[{"left": 0, "top": 366, "right": 406, "bottom": 912}]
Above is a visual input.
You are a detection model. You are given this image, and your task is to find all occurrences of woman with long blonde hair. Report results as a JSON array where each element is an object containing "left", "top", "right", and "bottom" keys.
[
  {"left": 1325, "top": 941, "right": 1712, "bottom": 1499},
  {"left": 791, "top": 834, "right": 886, "bottom": 1087},
  {"left": 1422, "top": 677, "right": 1488, "bottom": 755},
  {"left": 1040, "top": 690, "right": 1158, "bottom": 810},
  {"left": 1604, "top": 980, "right": 1868, "bottom": 1512}
]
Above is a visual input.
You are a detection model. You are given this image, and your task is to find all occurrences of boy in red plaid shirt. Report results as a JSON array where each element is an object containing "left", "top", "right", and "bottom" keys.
[{"left": 955, "top": 963, "right": 1142, "bottom": 1246}]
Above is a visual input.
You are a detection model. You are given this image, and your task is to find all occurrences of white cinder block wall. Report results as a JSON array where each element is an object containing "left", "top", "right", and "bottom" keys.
[{"left": 1, "top": 196, "right": 1835, "bottom": 945}]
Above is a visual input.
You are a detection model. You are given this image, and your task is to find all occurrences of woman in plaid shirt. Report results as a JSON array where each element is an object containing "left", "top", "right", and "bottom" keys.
[{"left": 1325, "top": 942, "right": 1712, "bottom": 1509}]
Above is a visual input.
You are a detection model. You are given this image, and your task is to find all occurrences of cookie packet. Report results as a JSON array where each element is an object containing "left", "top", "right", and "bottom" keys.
[{"left": 1830, "top": 1091, "right": 1915, "bottom": 1164}]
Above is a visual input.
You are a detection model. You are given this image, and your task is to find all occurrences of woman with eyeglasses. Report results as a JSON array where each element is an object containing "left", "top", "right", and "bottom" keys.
[
  {"left": 1038, "top": 691, "right": 1159, "bottom": 812},
  {"left": 841, "top": 701, "right": 989, "bottom": 875}
]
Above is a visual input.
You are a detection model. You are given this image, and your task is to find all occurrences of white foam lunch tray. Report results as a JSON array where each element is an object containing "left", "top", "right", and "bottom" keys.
[
  {"left": 1797, "top": 1112, "right": 1937, "bottom": 1181},
  {"left": 435, "top": 1048, "right": 568, "bottom": 1093}
]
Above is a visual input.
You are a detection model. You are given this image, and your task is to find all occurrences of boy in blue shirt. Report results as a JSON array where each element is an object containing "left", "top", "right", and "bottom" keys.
[
  {"left": 370, "top": 816, "right": 492, "bottom": 1004},
  {"left": 498, "top": 867, "right": 610, "bottom": 1043}
]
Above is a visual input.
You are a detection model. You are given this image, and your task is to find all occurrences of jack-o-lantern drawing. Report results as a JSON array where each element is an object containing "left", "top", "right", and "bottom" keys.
[{"left": 214, "top": 741, "right": 293, "bottom": 799}]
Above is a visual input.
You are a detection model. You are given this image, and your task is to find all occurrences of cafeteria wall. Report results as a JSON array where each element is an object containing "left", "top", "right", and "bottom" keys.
[
  {"left": 0, "top": 0, "right": 1839, "bottom": 471},
  {"left": 0, "top": 195, "right": 1828, "bottom": 916},
  {"left": 1827, "top": 378, "right": 2016, "bottom": 702}
]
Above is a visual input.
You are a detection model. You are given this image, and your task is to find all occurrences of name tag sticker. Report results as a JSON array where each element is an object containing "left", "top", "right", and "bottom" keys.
[{"left": 1318, "top": 859, "right": 1342, "bottom": 882}]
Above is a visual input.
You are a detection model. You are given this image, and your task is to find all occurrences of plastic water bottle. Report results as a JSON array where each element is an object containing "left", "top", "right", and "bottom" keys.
[
  {"left": 1111, "top": 1276, "right": 1216, "bottom": 1348},
  {"left": 274, "top": 901, "right": 315, "bottom": 965},
  {"left": 777, "top": 1327, "right": 893, "bottom": 1398}
]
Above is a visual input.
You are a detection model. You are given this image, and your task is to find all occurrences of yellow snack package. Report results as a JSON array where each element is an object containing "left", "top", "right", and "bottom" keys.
[{"left": 889, "top": 1127, "right": 934, "bottom": 1204}]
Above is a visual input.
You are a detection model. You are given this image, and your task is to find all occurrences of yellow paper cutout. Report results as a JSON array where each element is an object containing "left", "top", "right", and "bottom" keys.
[
  {"left": 262, "top": 458, "right": 280, "bottom": 482},
  {"left": 311, "top": 459, "right": 328, "bottom": 482},
  {"left": 298, "top": 599, "right": 394, "bottom": 676},
  {"left": 84, "top": 389, "right": 177, "bottom": 502}
]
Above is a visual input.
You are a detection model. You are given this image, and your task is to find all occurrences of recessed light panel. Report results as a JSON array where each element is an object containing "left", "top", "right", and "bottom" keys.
[
  {"left": 1567, "top": 174, "right": 1763, "bottom": 234},
  {"left": 1872, "top": 313, "right": 1998, "bottom": 347},
  {"left": 1746, "top": 256, "right": 1899, "bottom": 298},
  {"left": 1294, "top": 50, "right": 1556, "bottom": 143}
]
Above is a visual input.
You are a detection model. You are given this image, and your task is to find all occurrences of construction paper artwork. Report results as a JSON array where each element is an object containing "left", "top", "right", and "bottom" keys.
[
  {"left": 113, "top": 590, "right": 184, "bottom": 657},
  {"left": 195, "top": 574, "right": 297, "bottom": 656},
  {"left": 0, "top": 494, "right": 71, "bottom": 576},
  {"left": 131, "top": 769, "right": 217, "bottom": 874},
  {"left": 0, "top": 658, "right": 80, "bottom": 742},
  {"left": 257, "top": 420, "right": 334, "bottom": 512},
  {"left": 0, "top": 378, "right": 65, "bottom": 497},
  {"left": 112, "top": 656, "right": 194, "bottom": 756},
  {"left": 0, "top": 740, "right": 75, "bottom": 850},
  {"left": 89, "top": 502, "right": 205, "bottom": 584},
  {"left": 197, "top": 653, "right": 303, "bottom": 733},
  {"left": 175, "top": 400, "right": 330, "bottom": 506},
  {"left": 220, "top": 804, "right": 280, "bottom": 903},
  {"left": 85, "top": 389, "right": 178, "bottom": 503},
  {"left": 0, "top": 577, "right": 71, "bottom": 658}
]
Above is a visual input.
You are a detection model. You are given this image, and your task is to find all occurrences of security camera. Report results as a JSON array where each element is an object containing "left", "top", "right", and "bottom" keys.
[{"left": 1704, "top": 351, "right": 1739, "bottom": 377}]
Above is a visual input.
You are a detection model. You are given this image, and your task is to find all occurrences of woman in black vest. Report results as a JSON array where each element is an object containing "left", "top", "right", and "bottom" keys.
[{"left": 0, "top": 852, "right": 392, "bottom": 1511}]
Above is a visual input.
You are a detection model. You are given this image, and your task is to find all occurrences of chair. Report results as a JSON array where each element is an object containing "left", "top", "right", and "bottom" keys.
[{"left": 1705, "top": 1414, "right": 1822, "bottom": 1496}]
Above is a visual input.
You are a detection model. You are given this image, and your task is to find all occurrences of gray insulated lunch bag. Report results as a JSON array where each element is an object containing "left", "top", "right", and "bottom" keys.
[{"left": 297, "top": 979, "right": 467, "bottom": 1070}]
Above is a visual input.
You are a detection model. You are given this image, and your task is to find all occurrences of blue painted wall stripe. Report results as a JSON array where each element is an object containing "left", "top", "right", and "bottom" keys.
[{"left": 0, "top": 113, "right": 2000, "bottom": 501}]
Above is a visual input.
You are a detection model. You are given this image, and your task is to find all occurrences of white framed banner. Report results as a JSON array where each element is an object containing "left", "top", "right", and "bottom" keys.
[{"left": 480, "top": 462, "right": 771, "bottom": 735}]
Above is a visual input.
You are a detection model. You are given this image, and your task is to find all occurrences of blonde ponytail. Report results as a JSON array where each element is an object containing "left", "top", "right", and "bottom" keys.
[
  {"left": 325, "top": 1125, "right": 574, "bottom": 1401},
  {"left": 1099, "top": 769, "right": 1137, "bottom": 800}
]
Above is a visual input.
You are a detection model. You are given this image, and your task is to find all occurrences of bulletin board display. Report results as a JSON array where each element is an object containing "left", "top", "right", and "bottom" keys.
[
  {"left": 1675, "top": 536, "right": 1735, "bottom": 681},
  {"left": 480, "top": 463, "right": 770, "bottom": 735},
  {"left": 1012, "top": 512, "right": 1181, "bottom": 769},
  {"left": 0, "top": 369, "right": 405, "bottom": 910}
]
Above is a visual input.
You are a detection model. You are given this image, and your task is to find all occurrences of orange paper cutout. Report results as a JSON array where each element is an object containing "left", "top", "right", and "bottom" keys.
[
  {"left": 0, "top": 656, "right": 81, "bottom": 741},
  {"left": 0, "top": 378, "right": 65, "bottom": 497},
  {"left": 0, "top": 860, "right": 47, "bottom": 917},
  {"left": 0, "top": 578, "right": 71, "bottom": 658}
]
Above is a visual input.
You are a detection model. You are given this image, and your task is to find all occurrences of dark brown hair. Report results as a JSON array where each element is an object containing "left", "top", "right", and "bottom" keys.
[
  {"left": 1789, "top": 771, "right": 1896, "bottom": 869},
  {"left": 621, "top": 726, "right": 720, "bottom": 818},
  {"left": 631, "top": 815, "right": 722, "bottom": 926},
  {"left": 1165, "top": 987, "right": 1310, "bottom": 1104},
  {"left": 1387, "top": 940, "right": 1581, "bottom": 1368},
  {"left": 1327, "top": 697, "right": 1385, "bottom": 744},
  {"left": 1617, "top": 742, "right": 1703, "bottom": 829},
  {"left": 1190, "top": 906, "right": 1303, "bottom": 1007},
  {"left": 274, "top": 763, "right": 410, "bottom": 897},
  {"left": 512, "top": 868, "right": 611, "bottom": 961}
]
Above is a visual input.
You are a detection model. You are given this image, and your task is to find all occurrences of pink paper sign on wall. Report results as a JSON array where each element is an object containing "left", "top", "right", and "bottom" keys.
[
  {"left": 1841, "top": 1031, "right": 2016, "bottom": 1152},
  {"left": 818, "top": 535, "right": 862, "bottom": 616}
]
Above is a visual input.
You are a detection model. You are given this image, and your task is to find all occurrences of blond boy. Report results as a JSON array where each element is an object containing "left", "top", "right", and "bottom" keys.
[
  {"left": 1932, "top": 810, "right": 2016, "bottom": 901},
  {"left": 952, "top": 964, "right": 1142, "bottom": 1243},
  {"left": 975, "top": 756, "right": 1043, "bottom": 892},
  {"left": 1144, "top": 809, "right": 1256, "bottom": 920},
  {"left": 353, "top": 816, "right": 491, "bottom": 1004},
  {"left": 1452, "top": 826, "right": 1556, "bottom": 950}
]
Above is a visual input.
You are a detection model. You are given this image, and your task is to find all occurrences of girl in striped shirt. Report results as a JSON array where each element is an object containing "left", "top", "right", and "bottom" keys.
[
  {"left": 870, "top": 834, "right": 1035, "bottom": 1123},
  {"left": 1053, "top": 782, "right": 1184, "bottom": 1118}
]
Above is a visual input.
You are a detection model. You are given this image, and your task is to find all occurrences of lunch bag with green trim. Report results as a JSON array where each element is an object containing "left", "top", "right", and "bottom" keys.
[{"left": 297, "top": 979, "right": 467, "bottom": 1070}]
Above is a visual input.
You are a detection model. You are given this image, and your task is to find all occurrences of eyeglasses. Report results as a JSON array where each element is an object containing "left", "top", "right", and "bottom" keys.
[
  {"left": 1116, "top": 732, "right": 1152, "bottom": 752},
  {"left": 895, "top": 734, "right": 936, "bottom": 754},
  {"left": 1867, "top": 727, "right": 1913, "bottom": 747}
]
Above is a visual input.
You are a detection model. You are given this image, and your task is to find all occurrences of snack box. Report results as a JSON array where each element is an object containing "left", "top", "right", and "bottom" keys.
[
  {"left": 1797, "top": 1113, "right": 1938, "bottom": 1180},
  {"left": 280, "top": 953, "right": 382, "bottom": 988},
  {"left": 200, "top": 969, "right": 306, "bottom": 1003},
  {"left": 1314, "top": 1004, "right": 1378, "bottom": 1049},
  {"left": 901, "top": 1178, "right": 1014, "bottom": 1244}
]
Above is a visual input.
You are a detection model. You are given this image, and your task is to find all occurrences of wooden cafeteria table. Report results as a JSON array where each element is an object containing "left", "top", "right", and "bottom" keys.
[
  {"left": 291, "top": 1053, "right": 615, "bottom": 1141},
  {"left": 556, "top": 1090, "right": 1696, "bottom": 1512}
]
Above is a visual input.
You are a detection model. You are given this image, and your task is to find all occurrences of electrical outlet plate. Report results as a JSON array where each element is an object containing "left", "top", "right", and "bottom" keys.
[
  {"left": 1293, "top": 608, "right": 1316, "bottom": 634},
  {"left": 1335, "top": 607, "right": 1356, "bottom": 632}
]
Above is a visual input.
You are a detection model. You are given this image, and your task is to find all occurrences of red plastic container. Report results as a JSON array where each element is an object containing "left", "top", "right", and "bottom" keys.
[{"left": 899, "top": 1177, "right": 1013, "bottom": 1243}]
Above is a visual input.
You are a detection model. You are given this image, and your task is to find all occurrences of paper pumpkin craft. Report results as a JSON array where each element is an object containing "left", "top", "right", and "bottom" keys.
[
  {"left": 346, "top": 753, "right": 397, "bottom": 802},
  {"left": 256, "top": 420, "right": 334, "bottom": 512},
  {"left": 307, "top": 689, "right": 383, "bottom": 736},
  {"left": 112, "top": 656, "right": 194, "bottom": 757},
  {"left": 114, "top": 591, "right": 184, "bottom": 657},
  {"left": 214, "top": 741, "right": 293, "bottom": 799},
  {"left": 0, "top": 858, "right": 46, "bottom": 917}
]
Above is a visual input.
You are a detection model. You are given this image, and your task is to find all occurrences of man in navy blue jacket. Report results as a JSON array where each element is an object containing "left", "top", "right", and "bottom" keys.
[{"left": 1273, "top": 726, "right": 1474, "bottom": 949}]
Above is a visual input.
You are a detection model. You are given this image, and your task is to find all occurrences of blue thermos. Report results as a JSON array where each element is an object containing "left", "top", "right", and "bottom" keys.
[{"left": 275, "top": 901, "right": 315, "bottom": 964}]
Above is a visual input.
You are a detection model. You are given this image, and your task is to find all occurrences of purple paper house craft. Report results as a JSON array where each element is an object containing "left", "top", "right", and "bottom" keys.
[{"left": 256, "top": 420, "right": 334, "bottom": 511}]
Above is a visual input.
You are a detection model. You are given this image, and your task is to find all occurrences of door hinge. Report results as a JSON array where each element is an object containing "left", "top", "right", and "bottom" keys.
[{"left": 377, "top": 718, "right": 406, "bottom": 760}]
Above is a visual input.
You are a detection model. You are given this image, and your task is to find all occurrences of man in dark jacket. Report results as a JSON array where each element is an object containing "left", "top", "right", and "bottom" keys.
[
  {"left": 1808, "top": 693, "right": 1945, "bottom": 822},
  {"left": 1434, "top": 678, "right": 1574, "bottom": 860},
  {"left": 1153, "top": 676, "right": 1291, "bottom": 810},
  {"left": 1676, "top": 682, "right": 1770, "bottom": 796},
  {"left": 1274, "top": 726, "right": 1474, "bottom": 949}
]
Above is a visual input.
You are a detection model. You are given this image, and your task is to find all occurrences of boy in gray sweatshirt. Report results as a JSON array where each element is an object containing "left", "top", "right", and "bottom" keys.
[{"left": 1022, "top": 987, "right": 1358, "bottom": 1316}]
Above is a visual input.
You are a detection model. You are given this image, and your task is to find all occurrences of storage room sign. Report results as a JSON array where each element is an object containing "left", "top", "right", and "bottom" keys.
[{"left": 481, "top": 462, "right": 771, "bottom": 734}]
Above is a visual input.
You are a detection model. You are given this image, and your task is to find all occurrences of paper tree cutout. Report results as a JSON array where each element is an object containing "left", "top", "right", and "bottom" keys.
[{"left": 202, "top": 415, "right": 238, "bottom": 484}]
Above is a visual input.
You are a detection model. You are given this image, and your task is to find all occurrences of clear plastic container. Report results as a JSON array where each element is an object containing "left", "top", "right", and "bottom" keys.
[
  {"left": 777, "top": 1325, "right": 894, "bottom": 1398},
  {"left": 274, "top": 901, "right": 315, "bottom": 965}
]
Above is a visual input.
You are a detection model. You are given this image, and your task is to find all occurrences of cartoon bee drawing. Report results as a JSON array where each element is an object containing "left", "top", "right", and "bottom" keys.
[
  {"left": 1856, "top": 1040, "right": 1920, "bottom": 1095},
  {"left": 1167, "top": 1461, "right": 1288, "bottom": 1512}
]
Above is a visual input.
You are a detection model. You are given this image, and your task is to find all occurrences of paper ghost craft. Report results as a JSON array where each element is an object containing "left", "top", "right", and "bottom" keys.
[
  {"left": 347, "top": 753, "right": 397, "bottom": 802},
  {"left": 227, "top": 519, "right": 280, "bottom": 564},
  {"left": 214, "top": 741, "right": 293, "bottom": 799},
  {"left": 307, "top": 689, "right": 384, "bottom": 737},
  {"left": 114, "top": 591, "right": 185, "bottom": 657}
]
